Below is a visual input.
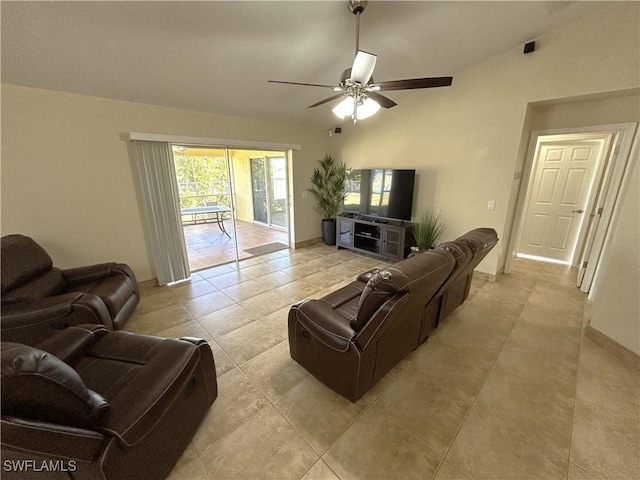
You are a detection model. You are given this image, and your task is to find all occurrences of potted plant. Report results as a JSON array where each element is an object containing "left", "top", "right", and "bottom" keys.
[
  {"left": 308, "top": 154, "right": 347, "bottom": 245},
  {"left": 411, "top": 210, "right": 446, "bottom": 254}
]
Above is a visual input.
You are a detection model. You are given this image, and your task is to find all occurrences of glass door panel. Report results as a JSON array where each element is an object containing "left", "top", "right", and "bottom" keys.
[
  {"left": 173, "top": 145, "right": 238, "bottom": 271},
  {"left": 250, "top": 157, "right": 268, "bottom": 224},
  {"left": 268, "top": 156, "right": 288, "bottom": 230}
]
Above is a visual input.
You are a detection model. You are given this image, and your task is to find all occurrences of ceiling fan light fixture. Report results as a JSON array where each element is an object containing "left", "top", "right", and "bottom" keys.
[
  {"left": 332, "top": 95, "right": 380, "bottom": 121},
  {"left": 332, "top": 96, "right": 355, "bottom": 119},
  {"left": 356, "top": 97, "right": 380, "bottom": 119}
]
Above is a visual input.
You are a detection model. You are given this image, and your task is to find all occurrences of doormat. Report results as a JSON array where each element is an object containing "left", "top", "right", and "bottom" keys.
[{"left": 244, "top": 242, "right": 289, "bottom": 257}]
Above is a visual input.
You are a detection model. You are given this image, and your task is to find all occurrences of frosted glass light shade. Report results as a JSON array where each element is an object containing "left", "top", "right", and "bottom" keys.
[
  {"left": 332, "top": 96, "right": 355, "bottom": 119},
  {"left": 332, "top": 96, "right": 380, "bottom": 121},
  {"left": 356, "top": 97, "right": 381, "bottom": 119}
]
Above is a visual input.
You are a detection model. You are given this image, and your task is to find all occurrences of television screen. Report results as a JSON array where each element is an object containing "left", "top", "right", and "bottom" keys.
[{"left": 343, "top": 168, "right": 415, "bottom": 221}]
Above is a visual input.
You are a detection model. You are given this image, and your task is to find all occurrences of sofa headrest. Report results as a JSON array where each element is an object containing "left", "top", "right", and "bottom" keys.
[
  {"left": 455, "top": 228, "right": 498, "bottom": 254},
  {"left": 435, "top": 241, "right": 473, "bottom": 270},
  {"left": 352, "top": 270, "right": 406, "bottom": 331},
  {"left": 1, "top": 342, "right": 110, "bottom": 428},
  {"left": 1, "top": 234, "right": 54, "bottom": 294}
]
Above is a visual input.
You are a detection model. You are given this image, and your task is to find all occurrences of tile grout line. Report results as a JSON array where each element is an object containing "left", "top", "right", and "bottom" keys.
[{"left": 430, "top": 278, "right": 536, "bottom": 480}]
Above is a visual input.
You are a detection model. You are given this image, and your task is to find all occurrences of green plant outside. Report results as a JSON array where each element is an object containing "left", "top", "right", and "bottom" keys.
[
  {"left": 412, "top": 210, "right": 446, "bottom": 250},
  {"left": 173, "top": 154, "right": 230, "bottom": 209},
  {"left": 308, "top": 154, "right": 347, "bottom": 220}
]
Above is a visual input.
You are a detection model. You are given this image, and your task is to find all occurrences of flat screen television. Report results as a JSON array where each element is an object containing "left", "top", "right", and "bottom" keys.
[{"left": 343, "top": 168, "right": 415, "bottom": 221}]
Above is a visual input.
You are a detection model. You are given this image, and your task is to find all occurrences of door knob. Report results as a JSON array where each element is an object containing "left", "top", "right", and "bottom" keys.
[{"left": 572, "top": 209, "right": 584, "bottom": 214}]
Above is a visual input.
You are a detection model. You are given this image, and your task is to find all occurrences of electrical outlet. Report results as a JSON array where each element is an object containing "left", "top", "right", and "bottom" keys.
[{"left": 487, "top": 200, "right": 496, "bottom": 210}]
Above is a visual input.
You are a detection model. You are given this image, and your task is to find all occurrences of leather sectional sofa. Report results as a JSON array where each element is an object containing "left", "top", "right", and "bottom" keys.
[{"left": 288, "top": 228, "right": 498, "bottom": 402}]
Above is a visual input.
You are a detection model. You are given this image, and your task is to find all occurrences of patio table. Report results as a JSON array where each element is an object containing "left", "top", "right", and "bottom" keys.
[{"left": 180, "top": 205, "right": 231, "bottom": 238}]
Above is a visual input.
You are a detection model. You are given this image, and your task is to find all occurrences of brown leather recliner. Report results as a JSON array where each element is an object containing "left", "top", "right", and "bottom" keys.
[
  {"left": 1, "top": 324, "right": 218, "bottom": 480},
  {"left": 288, "top": 228, "right": 498, "bottom": 402},
  {"left": 1, "top": 234, "right": 139, "bottom": 334},
  {"left": 289, "top": 249, "right": 456, "bottom": 402}
]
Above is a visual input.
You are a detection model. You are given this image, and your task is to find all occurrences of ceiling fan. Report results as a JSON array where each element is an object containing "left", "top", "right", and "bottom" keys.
[{"left": 268, "top": 0, "right": 453, "bottom": 123}]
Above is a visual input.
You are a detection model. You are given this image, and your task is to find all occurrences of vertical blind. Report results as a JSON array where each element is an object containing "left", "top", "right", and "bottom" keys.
[{"left": 130, "top": 140, "right": 190, "bottom": 285}]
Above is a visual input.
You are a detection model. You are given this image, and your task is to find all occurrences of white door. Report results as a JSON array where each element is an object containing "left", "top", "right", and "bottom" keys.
[{"left": 518, "top": 138, "right": 605, "bottom": 263}]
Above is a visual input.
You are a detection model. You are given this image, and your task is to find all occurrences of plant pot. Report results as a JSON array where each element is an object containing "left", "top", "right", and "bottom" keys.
[{"left": 322, "top": 218, "right": 337, "bottom": 246}]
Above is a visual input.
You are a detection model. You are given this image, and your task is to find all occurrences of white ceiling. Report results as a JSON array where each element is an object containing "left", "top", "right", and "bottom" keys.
[{"left": 1, "top": 1, "right": 602, "bottom": 128}]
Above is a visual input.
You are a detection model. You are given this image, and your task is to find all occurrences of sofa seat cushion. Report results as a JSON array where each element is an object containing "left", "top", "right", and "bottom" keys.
[
  {"left": 1, "top": 342, "right": 110, "bottom": 428},
  {"left": 68, "top": 274, "right": 136, "bottom": 318},
  {"left": 73, "top": 331, "right": 201, "bottom": 446}
]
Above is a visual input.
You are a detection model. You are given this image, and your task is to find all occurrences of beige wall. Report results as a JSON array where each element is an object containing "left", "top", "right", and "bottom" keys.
[
  {"left": 1, "top": 85, "right": 332, "bottom": 281},
  {"left": 334, "top": 2, "right": 640, "bottom": 276}
]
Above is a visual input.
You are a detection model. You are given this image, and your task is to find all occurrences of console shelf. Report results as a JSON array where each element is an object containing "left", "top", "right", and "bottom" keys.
[{"left": 336, "top": 214, "right": 414, "bottom": 261}]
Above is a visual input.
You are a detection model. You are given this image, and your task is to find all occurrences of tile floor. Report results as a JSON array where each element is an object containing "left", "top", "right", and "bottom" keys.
[
  {"left": 183, "top": 220, "right": 289, "bottom": 271},
  {"left": 124, "top": 246, "right": 639, "bottom": 480}
]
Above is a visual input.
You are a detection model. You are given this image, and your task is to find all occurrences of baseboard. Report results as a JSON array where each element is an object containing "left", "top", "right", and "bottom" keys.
[
  {"left": 138, "top": 278, "right": 159, "bottom": 290},
  {"left": 473, "top": 265, "right": 504, "bottom": 283},
  {"left": 294, "top": 237, "right": 323, "bottom": 249},
  {"left": 585, "top": 326, "right": 640, "bottom": 371}
]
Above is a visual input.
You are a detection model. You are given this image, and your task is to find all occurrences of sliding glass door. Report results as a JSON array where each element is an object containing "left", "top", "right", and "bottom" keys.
[{"left": 172, "top": 146, "right": 290, "bottom": 271}]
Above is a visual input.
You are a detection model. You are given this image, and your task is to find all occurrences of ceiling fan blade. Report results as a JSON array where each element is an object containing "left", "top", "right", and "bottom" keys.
[
  {"left": 350, "top": 50, "right": 377, "bottom": 85},
  {"left": 367, "top": 92, "right": 397, "bottom": 109},
  {"left": 308, "top": 93, "right": 347, "bottom": 108},
  {"left": 268, "top": 80, "right": 335, "bottom": 88},
  {"left": 376, "top": 77, "right": 453, "bottom": 91}
]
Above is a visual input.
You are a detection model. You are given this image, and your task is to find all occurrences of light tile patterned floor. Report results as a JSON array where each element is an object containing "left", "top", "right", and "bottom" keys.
[{"left": 125, "top": 248, "right": 639, "bottom": 480}]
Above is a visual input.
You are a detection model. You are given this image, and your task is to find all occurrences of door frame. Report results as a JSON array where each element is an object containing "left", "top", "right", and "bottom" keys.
[
  {"left": 505, "top": 123, "right": 637, "bottom": 296},
  {"left": 515, "top": 133, "right": 613, "bottom": 266}
]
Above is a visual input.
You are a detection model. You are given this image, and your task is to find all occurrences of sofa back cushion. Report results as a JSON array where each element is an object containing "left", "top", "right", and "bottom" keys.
[
  {"left": 1, "top": 234, "right": 54, "bottom": 295},
  {"left": 1, "top": 268, "right": 66, "bottom": 305},
  {"left": 1, "top": 342, "right": 110, "bottom": 428},
  {"left": 352, "top": 269, "right": 409, "bottom": 331},
  {"left": 455, "top": 228, "right": 498, "bottom": 256},
  {"left": 435, "top": 241, "right": 473, "bottom": 267}
]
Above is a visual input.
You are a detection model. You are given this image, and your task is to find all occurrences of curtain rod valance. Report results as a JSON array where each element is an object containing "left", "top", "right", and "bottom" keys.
[{"left": 128, "top": 132, "right": 301, "bottom": 151}]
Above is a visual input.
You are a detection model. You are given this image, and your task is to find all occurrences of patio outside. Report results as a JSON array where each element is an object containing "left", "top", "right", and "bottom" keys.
[{"left": 173, "top": 146, "right": 290, "bottom": 271}]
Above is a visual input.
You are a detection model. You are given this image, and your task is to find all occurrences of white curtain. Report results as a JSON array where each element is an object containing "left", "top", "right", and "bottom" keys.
[{"left": 131, "top": 140, "right": 190, "bottom": 285}]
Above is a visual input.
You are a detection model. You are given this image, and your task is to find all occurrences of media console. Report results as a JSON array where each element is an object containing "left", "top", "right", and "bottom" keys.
[{"left": 336, "top": 214, "right": 414, "bottom": 261}]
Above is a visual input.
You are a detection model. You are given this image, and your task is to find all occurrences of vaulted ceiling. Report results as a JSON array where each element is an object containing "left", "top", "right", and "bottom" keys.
[{"left": 1, "top": 1, "right": 602, "bottom": 128}]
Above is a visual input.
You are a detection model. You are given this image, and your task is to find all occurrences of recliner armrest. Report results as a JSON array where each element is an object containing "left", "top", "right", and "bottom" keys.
[
  {"left": 37, "top": 325, "right": 110, "bottom": 364},
  {"left": 293, "top": 299, "right": 356, "bottom": 352},
  {"left": 62, "top": 262, "right": 118, "bottom": 284},
  {"left": 1, "top": 293, "right": 113, "bottom": 346}
]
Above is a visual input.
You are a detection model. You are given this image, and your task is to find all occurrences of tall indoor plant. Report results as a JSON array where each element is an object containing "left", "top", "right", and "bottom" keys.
[
  {"left": 411, "top": 210, "right": 446, "bottom": 253},
  {"left": 308, "top": 154, "right": 347, "bottom": 245}
]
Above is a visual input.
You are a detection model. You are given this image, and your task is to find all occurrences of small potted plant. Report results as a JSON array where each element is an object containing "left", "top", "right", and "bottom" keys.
[
  {"left": 308, "top": 154, "right": 347, "bottom": 245},
  {"left": 411, "top": 210, "right": 445, "bottom": 255}
]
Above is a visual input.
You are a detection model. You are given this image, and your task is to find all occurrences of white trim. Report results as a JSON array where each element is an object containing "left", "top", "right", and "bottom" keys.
[
  {"left": 505, "top": 122, "right": 638, "bottom": 296},
  {"left": 128, "top": 132, "right": 301, "bottom": 151},
  {"left": 586, "top": 126, "right": 639, "bottom": 299}
]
